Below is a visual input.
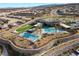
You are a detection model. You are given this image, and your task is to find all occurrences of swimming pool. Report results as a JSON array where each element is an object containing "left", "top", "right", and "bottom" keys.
[
  {"left": 21, "top": 32, "right": 39, "bottom": 42},
  {"left": 20, "top": 26, "right": 65, "bottom": 42},
  {"left": 42, "top": 27, "right": 64, "bottom": 34}
]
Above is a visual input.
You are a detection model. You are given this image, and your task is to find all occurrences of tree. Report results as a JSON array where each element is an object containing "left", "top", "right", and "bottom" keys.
[
  {"left": 8, "top": 25, "right": 13, "bottom": 29},
  {"left": 31, "top": 16, "right": 34, "bottom": 19}
]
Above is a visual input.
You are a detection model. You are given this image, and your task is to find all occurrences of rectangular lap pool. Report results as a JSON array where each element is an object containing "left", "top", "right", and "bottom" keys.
[{"left": 42, "top": 27, "right": 64, "bottom": 34}]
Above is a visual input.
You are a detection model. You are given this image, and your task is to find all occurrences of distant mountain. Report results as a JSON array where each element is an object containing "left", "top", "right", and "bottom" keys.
[
  {"left": 31, "top": 3, "right": 79, "bottom": 9},
  {"left": 31, "top": 4, "right": 64, "bottom": 9},
  {"left": 0, "top": 3, "right": 79, "bottom": 10}
]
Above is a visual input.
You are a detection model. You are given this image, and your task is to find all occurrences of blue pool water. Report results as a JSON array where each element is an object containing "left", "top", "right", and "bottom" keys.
[
  {"left": 21, "top": 32, "right": 39, "bottom": 41},
  {"left": 21, "top": 26, "right": 65, "bottom": 41},
  {"left": 42, "top": 27, "right": 64, "bottom": 34}
]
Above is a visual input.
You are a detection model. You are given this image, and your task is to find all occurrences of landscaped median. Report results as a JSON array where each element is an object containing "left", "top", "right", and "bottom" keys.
[{"left": 16, "top": 24, "right": 33, "bottom": 33}]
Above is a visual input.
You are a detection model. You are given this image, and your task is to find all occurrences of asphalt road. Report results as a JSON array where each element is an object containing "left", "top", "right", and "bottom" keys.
[
  {"left": 35, "top": 34, "right": 79, "bottom": 56},
  {"left": 0, "top": 43, "right": 8, "bottom": 56}
]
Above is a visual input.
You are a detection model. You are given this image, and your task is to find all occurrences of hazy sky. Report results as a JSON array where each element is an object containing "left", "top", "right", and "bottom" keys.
[{"left": 0, "top": 3, "right": 54, "bottom": 8}]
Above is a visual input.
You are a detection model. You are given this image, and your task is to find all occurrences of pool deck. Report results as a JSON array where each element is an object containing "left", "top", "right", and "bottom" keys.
[{"left": 0, "top": 17, "right": 78, "bottom": 55}]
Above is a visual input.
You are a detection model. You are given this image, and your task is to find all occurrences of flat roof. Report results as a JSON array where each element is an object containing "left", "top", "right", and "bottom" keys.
[{"left": 60, "top": 23, "right": 71, "bottom": 28}]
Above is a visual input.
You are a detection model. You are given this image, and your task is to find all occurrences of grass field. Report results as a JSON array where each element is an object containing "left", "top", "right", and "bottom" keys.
[{"left": 16, "top": 24, "right": 33, "bottom": 33}]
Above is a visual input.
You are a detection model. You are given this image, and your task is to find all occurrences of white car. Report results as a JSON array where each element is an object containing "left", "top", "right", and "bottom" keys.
[{"left": 76, "top": 48, "right": 79, "bottom": 53}]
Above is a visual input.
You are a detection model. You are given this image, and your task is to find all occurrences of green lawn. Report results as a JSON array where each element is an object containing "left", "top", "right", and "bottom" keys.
[{"left": 16, "top": 25, "right": 33, "bottom": 33}]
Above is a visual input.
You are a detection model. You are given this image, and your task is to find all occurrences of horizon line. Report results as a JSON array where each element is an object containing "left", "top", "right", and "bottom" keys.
[{"left": 0, "top": 3, "right": 64, "bottom": 8}]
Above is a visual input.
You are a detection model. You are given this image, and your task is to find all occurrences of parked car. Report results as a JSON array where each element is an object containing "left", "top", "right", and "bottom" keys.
[
  {"left": 76, "top": 48, "right": 79, "bottom": 53},
  {"left": 73, "top": 48, "right": 79, "bottom": 56}
]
